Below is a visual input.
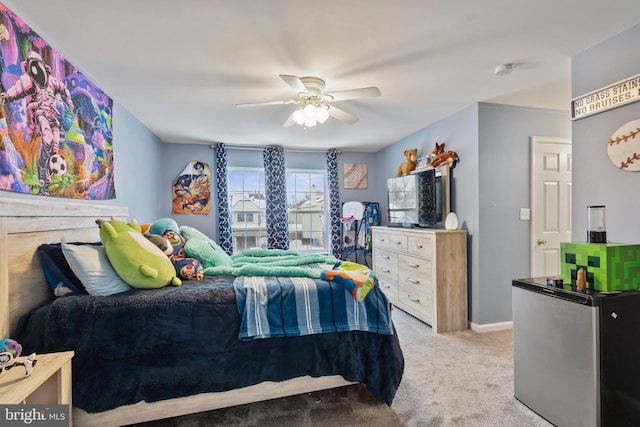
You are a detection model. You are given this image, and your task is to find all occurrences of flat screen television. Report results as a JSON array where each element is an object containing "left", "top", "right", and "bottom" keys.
[{"left": 386, "top": 165, "right": 451, "bottom": 228}]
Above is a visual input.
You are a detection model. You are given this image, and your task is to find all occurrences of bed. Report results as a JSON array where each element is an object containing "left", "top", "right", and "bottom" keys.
[{"left": 0, "top": 198, "right": 404, "bottom": 426}]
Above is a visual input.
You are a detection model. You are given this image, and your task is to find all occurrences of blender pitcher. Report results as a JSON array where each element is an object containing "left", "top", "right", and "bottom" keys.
[{"left": 587, "top": 205, "right": 606, "bottom": 244}]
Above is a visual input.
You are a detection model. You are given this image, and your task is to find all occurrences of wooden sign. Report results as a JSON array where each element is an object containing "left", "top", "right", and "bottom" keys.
[{"left": 572, "top": 73, "right": 640, "bottom": 120}]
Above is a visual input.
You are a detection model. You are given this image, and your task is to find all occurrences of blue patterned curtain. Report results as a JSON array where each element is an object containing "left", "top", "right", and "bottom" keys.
[
  {"left": 214, "top": 143, "right": 233, "bottom": 255},
  {"left": 263, "top": 145, "right": 289, "bottom": 249},
  {"left": 327, "top": 148, "right": 341, "bottom": 258}
]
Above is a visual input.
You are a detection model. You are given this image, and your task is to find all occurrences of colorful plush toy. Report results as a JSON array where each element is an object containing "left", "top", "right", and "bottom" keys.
[
  {"left": 0, "top": 338, "right": 22, "bottom": 358},
  {"left": 180, "top": 225, "right": 232, "bottom": 268},
  {"left": 96, "top": 217, "right": 181, "bottom": 289},
  {"left": 161, "top": 230, "right": 204, "bottom": 281},
  {"left": 149, "top": 218, "right": 179, "bottom": 236}
]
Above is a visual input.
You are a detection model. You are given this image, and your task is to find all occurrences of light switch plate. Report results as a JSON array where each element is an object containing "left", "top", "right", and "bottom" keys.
[{"left": 520, "top": 208, "right": 530, "bottom": 221}]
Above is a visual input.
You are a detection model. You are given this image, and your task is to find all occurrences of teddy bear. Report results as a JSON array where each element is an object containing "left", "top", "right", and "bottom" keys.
[{"left": 396, "top": 148, "right": 418, "bottom": 176}]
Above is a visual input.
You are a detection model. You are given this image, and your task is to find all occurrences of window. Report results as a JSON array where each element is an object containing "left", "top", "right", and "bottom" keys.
[{"left": 228, "top": 168, "right": 326, "bottom": 253}]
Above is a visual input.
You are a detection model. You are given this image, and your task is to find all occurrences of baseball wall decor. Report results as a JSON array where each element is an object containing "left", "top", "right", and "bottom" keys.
[
  {"left": 343, "top": 163, "right": 368, "bottom": 189},
  {"left": 608, "top": 118, "right": 640, "bottom": 171}
]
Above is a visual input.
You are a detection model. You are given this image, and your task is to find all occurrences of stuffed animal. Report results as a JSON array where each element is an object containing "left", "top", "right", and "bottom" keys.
[
  {"left": 179, "top": 225, "right": 232, "bottom": 269},
  {"left": 97, "top": 217, "right": 181, "bottom": 289},
  {"left": 0, "top": 338, "right": 22, "bottom": 358},
  {"left": 148, "top": 218, "right": 179, "bottom": 236},
  {"left": 396, "top": 148, "right": 418, "bottom": 176},
  {"left": 431, "top": 142, "right": 458, "bottom": 167},
  {"left": 161, "top": 230, "right": 204, "bottom": 281}
]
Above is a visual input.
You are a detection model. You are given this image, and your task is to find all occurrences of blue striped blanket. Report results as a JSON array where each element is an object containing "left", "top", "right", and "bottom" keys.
[{"left": 233, "top": 275, "right": 393, "bottom": 340}]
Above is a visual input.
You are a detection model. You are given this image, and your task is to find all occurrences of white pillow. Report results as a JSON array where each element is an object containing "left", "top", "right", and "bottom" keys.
[{"left": 61, "top": 243, "right": 132, "bottom": 296}]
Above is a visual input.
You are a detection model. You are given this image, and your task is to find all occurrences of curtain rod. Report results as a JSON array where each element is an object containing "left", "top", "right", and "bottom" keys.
[{"left": 209, "top": 144, "right": 341, "bottom": 154}]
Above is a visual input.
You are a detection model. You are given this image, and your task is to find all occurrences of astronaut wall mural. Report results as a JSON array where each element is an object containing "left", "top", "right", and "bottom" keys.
[{"left": 0, "top": 3, "right": 115, "bottom": 199}]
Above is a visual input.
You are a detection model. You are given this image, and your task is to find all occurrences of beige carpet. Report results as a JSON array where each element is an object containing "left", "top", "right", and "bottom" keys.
[{"left": 130, "top": 308, "right": 553, "bottom": 427}]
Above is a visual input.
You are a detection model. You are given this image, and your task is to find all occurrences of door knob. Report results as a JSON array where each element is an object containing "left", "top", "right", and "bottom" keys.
[{"left": 537, "top": 239, "right": 547, "bottom": 245}]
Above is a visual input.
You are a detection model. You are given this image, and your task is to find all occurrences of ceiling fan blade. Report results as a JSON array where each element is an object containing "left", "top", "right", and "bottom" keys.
[
  {"left": 327, "top": 105, "right": 359, "bottom": 124},
  {"left": 236, "top": 99, "right": 298, "bottom": 108},
  {"left": 279, "top": 74, "right": 308, "bottom": 95},
  {"left": 282, "top": 111, "right": 296, "bottom": 128},
  {"left": 325, "top": 86, "right": 380, "bottom": 102}
]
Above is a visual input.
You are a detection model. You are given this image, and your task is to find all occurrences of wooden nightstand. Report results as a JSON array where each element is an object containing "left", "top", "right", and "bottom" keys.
[{"left": 0, "top": 351, "right": 74, "bottom": 406}]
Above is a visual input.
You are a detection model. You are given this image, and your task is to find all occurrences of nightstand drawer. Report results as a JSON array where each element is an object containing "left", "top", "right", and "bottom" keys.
[{"left": 408, "top": 235, "right": 433, "bottom": 258}]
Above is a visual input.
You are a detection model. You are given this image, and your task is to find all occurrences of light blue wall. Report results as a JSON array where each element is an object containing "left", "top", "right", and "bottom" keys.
[
  {"left": 572, "top": 24, "right": 640, "bottom": 244},
  {"left": 159, "top": 144, "right": 378, "bottom": 241},
  {"left": 374, "top": 103, "right": 570, "bottom": 325},
  {"left": 0, "top": 102, "right": 164, "bottom": 222},
  {"left": 478, "top": 103, "right": 570, "bottom": 324}
]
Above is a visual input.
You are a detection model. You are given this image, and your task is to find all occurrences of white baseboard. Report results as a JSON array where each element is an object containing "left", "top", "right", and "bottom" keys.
[{"left": 469, "top": 320, "right": 513, "bottom": 333}]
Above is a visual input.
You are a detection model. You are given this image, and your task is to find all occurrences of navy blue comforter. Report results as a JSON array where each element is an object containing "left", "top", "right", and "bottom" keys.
[{"left": 15, "top": 275, "right": 404, "bottom": 413}]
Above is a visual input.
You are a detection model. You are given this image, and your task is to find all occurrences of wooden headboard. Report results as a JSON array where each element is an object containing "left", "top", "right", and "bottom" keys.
[{"left": 0, "top": 198, "right": 128, "bottom": 338}]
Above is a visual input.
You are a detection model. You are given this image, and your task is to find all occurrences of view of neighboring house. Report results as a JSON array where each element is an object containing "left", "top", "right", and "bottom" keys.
[{"left": 230, "top": 184, "right": 326, "bottom": 252}]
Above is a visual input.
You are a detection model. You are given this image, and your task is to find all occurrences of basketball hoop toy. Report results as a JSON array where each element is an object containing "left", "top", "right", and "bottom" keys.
[{"left": 341, "top": 216, "right": 355, "bottom": 231}]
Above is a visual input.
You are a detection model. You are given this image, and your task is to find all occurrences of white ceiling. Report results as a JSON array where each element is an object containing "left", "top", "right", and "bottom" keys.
[{"left": 4, "top": 1, "right": 640, "bottom": 152}]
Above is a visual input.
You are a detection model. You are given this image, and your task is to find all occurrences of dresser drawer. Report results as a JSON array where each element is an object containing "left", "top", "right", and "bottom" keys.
[
  {"left": 373, "top": 232, "right": 390, "bottom": 250},
  {"left": 378, "top": 275, "right": 398, "bottom": 300},
  {"left": 398, "top": 269, "right": 432, "bottom": 295},
  {"left": 399, "top": 284, "right": 433, "bottom": 319},
  {"left": 398, "top": 254, "right": 432, "bottom": 278},
  {"left": 407, "top": 235, "right": 433, "bottom": 258},
  {"left": 388, "top": 234, "right": 408, "bottom": 253},
  {"left": 374, "top": 249, "right": 397, "bottom": 274}
]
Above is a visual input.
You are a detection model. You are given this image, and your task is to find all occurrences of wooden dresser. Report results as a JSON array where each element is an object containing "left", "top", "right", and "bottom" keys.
[{"left": 372, "top": 226, "right": 468, "bottom": 333}]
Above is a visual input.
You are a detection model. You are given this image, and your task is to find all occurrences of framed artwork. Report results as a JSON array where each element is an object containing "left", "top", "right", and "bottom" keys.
[
  {"left": 343, "top": 163, "right": 368, "bottom": 189},
  {"left": 0, "top": 3, "right": 115, "bottom": 199},
  {"left": 172, "top": 161, "right": 211, "bottom": 214}
]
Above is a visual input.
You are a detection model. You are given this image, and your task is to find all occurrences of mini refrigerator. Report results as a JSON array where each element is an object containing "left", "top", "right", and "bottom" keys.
[{"left": 512, "top": 277, "right": 640, "bottom": 426}]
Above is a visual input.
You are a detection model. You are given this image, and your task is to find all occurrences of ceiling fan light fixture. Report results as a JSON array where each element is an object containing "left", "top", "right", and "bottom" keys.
[
  {"left": 292, "top": 107, "right": 305, "bottom": 125},
  {"left": 317, "top": 104, "right": 330, "bottom": 123}
]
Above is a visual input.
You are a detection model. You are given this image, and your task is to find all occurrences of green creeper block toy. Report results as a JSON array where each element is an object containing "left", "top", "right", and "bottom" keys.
[{"left": 560, "top": 242, "right": 640, "bottom": 291}]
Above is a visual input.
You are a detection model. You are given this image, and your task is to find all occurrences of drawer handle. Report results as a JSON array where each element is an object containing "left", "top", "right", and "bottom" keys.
[
  {"left": 382, "top": 284, "right": 391, "bottom": 289},
  {"left": 415, "top": 245, "right": 423, "bottom": 249},
  {"left": 395, "top": 241, "right": 402, "bottom": 245},
  {"left": 408, "top": 295, "right": 420, "bottom": 303},
  {"left": 406, "top": 262, "right": 420, "bottom": 268},
  {"left": 382, "top": 255, "right": 390, "bottom": 259},
  {"left": 382, "top": 268, "right": 391, "bottom": 273},
  {"left": 407, "top": 278, "right": 420, "bottom": 284}
]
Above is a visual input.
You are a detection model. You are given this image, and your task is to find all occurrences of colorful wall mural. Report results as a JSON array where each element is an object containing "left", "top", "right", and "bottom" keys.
[{"left": 0, "top": 3, "right": 115, "bottom": 199}]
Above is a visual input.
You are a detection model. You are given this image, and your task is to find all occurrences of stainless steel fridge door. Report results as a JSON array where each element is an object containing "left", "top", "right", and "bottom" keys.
[{"left": 513, "top": 286, "right": 600, "bottom": 427}]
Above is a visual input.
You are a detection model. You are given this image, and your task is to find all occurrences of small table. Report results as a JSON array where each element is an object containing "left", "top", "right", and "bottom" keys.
[{"left": 0, "top": 350, "right": 74, "bottom": 405}]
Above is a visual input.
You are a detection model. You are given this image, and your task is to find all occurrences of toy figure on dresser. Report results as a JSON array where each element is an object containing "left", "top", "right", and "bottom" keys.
[
  {"left": 396, "top": 148, "right": 418, "bottom": 176},
  {"left": 431, "top": 142, "right": 458, "bottom": 168}
]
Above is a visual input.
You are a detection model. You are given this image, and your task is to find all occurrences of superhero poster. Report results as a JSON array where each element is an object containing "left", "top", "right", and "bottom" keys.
[
  {"left": 172, "top": 161, "right": 211, "bottom": 214},
  {"left": 0, "top": 3, "right": 115, "bottom": 199}
]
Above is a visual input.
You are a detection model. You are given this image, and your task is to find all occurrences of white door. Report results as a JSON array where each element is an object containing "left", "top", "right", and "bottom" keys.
[{"left": 530, "top": 136, "right": 572, "bottom": 277}]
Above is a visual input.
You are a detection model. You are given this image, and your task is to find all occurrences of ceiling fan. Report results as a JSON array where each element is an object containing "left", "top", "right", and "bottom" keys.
[{"left": 236, "top": 74, "right": 381, "bottom": 128}]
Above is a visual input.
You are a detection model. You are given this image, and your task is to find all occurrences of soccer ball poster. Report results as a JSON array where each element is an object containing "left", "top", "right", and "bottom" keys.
[{"left": 0, "top": 3, "right": 115, "bottom": 199}]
